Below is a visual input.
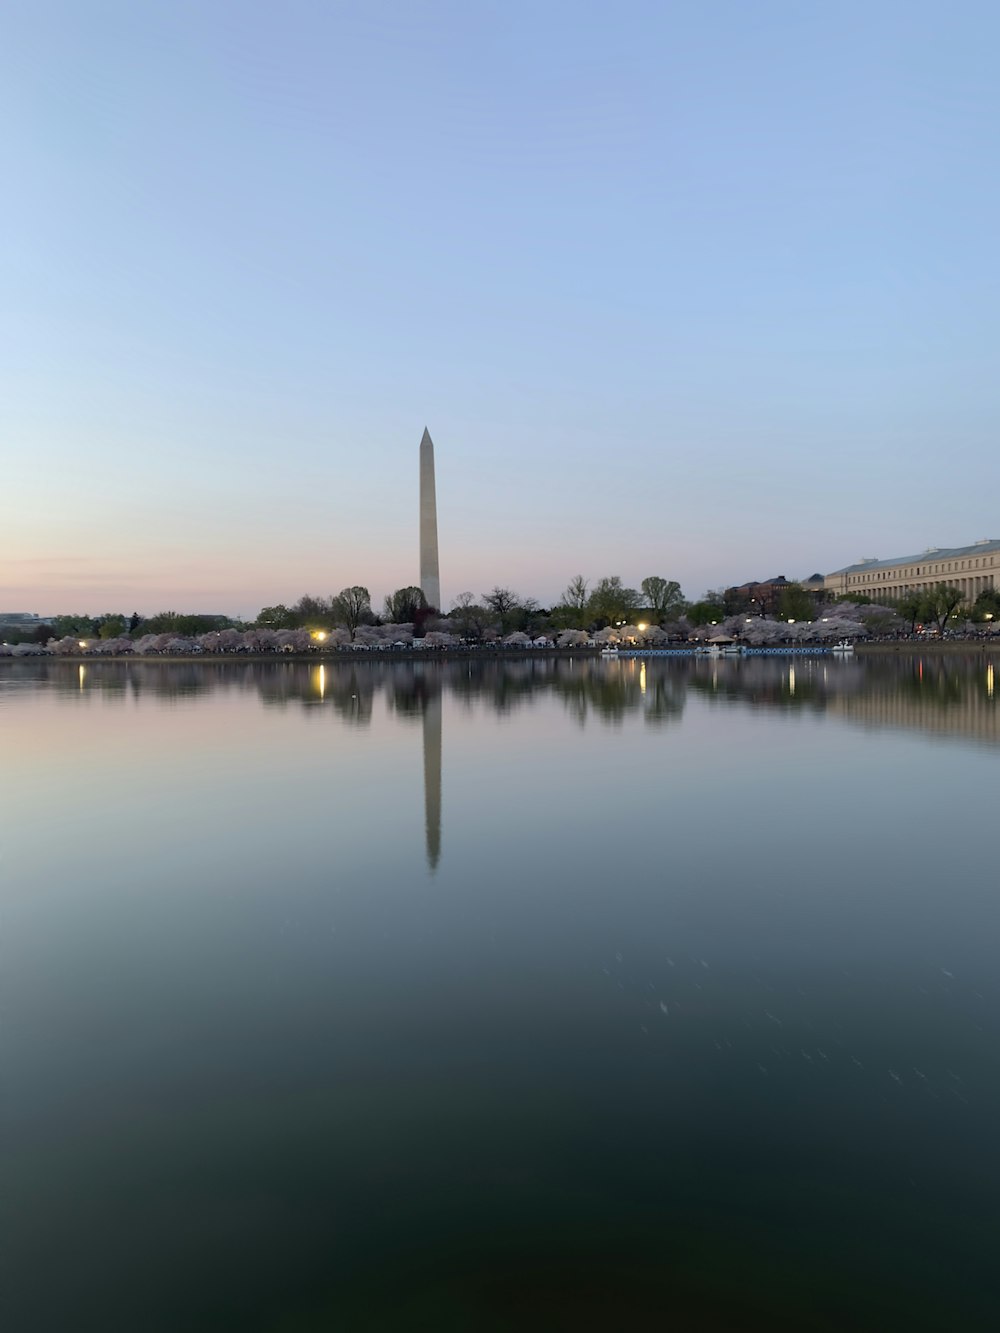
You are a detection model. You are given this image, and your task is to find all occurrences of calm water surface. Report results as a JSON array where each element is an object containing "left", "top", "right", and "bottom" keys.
[{"left": 2, "top": 654, "right": 998, "bottom": 1330}]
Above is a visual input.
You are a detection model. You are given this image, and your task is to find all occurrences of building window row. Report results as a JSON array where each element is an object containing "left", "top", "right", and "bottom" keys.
[{"left": 846, "top": 554, "right": 996, "bottom": 587}]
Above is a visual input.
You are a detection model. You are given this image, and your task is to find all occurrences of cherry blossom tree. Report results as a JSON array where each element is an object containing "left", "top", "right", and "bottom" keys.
[
  {"left": 242, "top": 629, "right": 278, "bottom": 653},
  {"left": 93, "top": 636, "right": 133, "bottom": 654},
  {"left": 50, "top": 636, "right": 83, "bottom": 655},
  {"left": 353, "top": 626, "right": 383, "bottom": 647}
]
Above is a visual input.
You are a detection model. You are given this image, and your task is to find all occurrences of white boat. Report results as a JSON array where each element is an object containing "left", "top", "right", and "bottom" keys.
[
  {"left": 600, "top": 646, "right": 620, "bottom": 658},
  {"left": 831, "top": 640, "right": 854, "bottom": 655},
  {"left": 695, "top": 643, "right": 742, "bottom": 658}
]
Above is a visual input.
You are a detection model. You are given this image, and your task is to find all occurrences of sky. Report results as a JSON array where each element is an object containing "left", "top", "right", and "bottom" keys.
[{"left": 3, "top": 0, "right": 999, "bottom": 617}]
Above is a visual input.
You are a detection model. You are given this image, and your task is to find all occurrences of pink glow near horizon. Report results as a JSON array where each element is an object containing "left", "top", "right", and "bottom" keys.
[{"left": 3, "top": 511, "right": 822, "bottom": 619}]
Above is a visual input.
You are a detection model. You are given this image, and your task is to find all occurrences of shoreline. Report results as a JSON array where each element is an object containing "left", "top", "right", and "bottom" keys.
[
  {"left": 3, "top": 640, "right": 1000, "bottom": 666},
  {"left": 855, "top": 639, "right": 1000, "bottom": 654}
]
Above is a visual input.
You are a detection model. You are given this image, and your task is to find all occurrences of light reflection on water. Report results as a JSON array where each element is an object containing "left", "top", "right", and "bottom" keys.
[{"left": 2, "top": 655, "right": 999, "bottom": 1331}]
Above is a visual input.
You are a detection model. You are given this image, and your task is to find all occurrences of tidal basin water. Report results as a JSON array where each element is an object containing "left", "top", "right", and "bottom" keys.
[{"left": 3, "top": 653, "right": 999, "bottom": 1331}]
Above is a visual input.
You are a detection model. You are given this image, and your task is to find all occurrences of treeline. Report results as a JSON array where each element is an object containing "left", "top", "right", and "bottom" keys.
[
  {"left": 0, "top": 611, "right": 233, "bottom": 645},
  {"left": 6, "top": 576, "right": 691, "bottom": 646},
  {"left": 256, "top": 573, "right": 1000, "bottom": 638},
  {"left": 257, "top": 576, "right": 692, "bottom": 639},
  {"left": 871, "top": 586, "right": 1000, "bottom": 633},
  {"left": 6, "top": 574, "right": 999, "bottom": 648}
]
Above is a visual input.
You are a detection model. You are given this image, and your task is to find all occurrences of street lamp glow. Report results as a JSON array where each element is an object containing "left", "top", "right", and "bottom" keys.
[
  {"left": 787, "top": 618, "right": 796, "bottom": 624},
  {"left": 78, "top": 640, "right": 88, "bottom": 649},
  {"left": 637, "top": 623, "right": 647, "bottom": 633},
  {"left": 313, "top": 630, "right": 327, "bottom": 641}
]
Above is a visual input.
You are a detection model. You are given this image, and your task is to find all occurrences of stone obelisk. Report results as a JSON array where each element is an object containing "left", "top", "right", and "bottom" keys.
[{"left": 419, "top": 427, "right": 441, "bottom": 612}]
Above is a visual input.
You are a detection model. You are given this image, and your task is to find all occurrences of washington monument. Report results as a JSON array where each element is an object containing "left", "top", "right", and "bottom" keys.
[{"left": 419, "top": 427, "right": 441, "bottom": 611}]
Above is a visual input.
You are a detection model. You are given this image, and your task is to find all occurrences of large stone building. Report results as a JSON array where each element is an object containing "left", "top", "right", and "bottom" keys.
[{"left": 824, "top": 539, "right": 1000, "bottom": 602}]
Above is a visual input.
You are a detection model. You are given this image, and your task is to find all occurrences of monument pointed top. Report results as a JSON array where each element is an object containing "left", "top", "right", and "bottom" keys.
[{"left": 420, "top": 426, "right": 433, "bottom": 446}]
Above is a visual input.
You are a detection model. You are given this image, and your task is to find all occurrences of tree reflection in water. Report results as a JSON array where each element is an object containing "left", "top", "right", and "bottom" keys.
[
  {"left": 6, "top": 654, "right": 998, "bottom": 871},
  {"left": 6, "top": 654, "right": 997, "bottom": 742}
]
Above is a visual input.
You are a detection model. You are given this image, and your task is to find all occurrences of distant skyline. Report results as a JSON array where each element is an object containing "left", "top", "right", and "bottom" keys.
[{"left": 4, "top": 1, "right": 999, "bottom": 616}]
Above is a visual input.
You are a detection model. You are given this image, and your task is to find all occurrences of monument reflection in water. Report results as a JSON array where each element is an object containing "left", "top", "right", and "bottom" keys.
[
  {"left": 2, "top": 653, "right": 999, "bottom": 1332},
  {"left": 423, "top": 689, "right": 442, "bottom": 870}
]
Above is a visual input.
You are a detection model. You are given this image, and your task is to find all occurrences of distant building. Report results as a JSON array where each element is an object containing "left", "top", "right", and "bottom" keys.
[
  {"left": 824, "top": 540, "right": 1000, "bottom": 602},
  {"left": 724, "top": 576, "right": 794, "bottom": 617},
  {"left": 0, "top": 613, "right": 45, "bottom": 645}
]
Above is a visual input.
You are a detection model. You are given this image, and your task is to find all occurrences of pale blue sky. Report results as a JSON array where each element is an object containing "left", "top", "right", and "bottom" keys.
[{"left": 3, "top": 0, "right": 998, "bottom": 615}]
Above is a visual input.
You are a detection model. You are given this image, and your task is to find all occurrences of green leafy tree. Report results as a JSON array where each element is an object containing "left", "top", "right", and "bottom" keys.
[
  {"left": 138, "top": 611, "right": 225, "bottom": 635},
  {"left": 971, "top": 588, "right": 1000, "bottom": 623},
  {"left": 686, "top": 592, "right": 726, "bottom": 627},
  {"left": 895, "top": 591, "right": 929, "bottom": 634},
  {"left": 640, "top": 577, "right": 686, "bottom": 623},
  {"left": 384, "top": 586, "right": 427, "bottom": 623},
  {"left": 587, "top": 576, "right": 641, "bottom": 627},
  {"left": 777, "top": 586, "right": 816, "bottom": 623},
  {"left": 51, "top": 614, "right": 96, "bottom": 638},
  {"left": 257, "top": 604, "right": 299, "bottom": 629},
  {"left": 926, "top": 584, "right": 966, "bottom": 634},
  {"left": 97, "top": 614, "right": 127, "bottom": 640}
]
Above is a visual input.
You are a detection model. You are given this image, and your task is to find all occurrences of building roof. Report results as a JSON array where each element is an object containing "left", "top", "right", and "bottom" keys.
[
  {"left": 727, "top": 576, "right": 791, "bottom": 591},
  {"left": 829, "top": 539, "right": 1000, "bottom": 577}
]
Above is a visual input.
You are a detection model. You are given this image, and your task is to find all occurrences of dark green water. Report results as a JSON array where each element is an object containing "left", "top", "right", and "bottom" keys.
[{"left": 2, "top": 654, "right": 998, "bottom": 1330}]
